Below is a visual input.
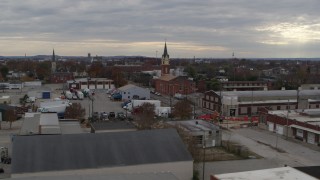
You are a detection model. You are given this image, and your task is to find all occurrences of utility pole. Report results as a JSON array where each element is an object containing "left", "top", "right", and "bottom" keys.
[
  {"left": 286, "top": 99, "right": 290, "bottom": 139},
  {"left": 251, "top": 88, "right": 253, "bottom": 126},
  {"left": 202, "top": 130, "right": 206, "bottom": 180}
]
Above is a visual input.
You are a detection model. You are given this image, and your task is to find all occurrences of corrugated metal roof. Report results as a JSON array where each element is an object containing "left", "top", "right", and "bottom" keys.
[
  {"left": 11, "top": 172, "right": 179, "bottom": 180},
  {"left": 91, "top": 121, "right": 136, "bottom": 131},
  {"left": 39, "top": 113, "right": 59, "bottom": 126},
  {"left": 12, "top": 129, "right": 192, "bottom": 174},
  {"left": 118, "top": 84, "right": 139, "bottom": 91}
]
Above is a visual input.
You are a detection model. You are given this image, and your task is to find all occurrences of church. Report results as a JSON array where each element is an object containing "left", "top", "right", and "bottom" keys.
[
  {"left": 154, "top": 42, "right": 196, "bottom": 96},
  {"left": 50, "top": 49, "right": 74, "bottom": 83}
]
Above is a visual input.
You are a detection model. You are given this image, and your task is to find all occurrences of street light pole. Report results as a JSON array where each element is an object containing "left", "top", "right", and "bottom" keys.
[{"left": 202, "top": 131, "right": 206, "bottom": 180}]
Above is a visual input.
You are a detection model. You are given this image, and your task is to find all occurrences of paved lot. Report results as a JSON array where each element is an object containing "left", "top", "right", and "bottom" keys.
[
  {"left": 196, "top": 127, "right": 320, "bottom": 180},
  {"left": 227, "top": 128, "right": 320, "bottom": 166},
  {"left": 71, "top": 91, "right": 126, "bottom": 119}
]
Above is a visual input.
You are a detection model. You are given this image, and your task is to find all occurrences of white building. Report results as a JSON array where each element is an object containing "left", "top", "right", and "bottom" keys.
[{"left": 118, "top": 84, "right": 150, "bottom": 100}]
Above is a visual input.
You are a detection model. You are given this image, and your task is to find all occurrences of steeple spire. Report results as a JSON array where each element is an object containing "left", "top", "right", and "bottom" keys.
[
  {"left": 163, "top": 41, "right": 168, "bottom": 58},
  {"left": 52, "top": 49, "right": 55, "bottom": 62}
]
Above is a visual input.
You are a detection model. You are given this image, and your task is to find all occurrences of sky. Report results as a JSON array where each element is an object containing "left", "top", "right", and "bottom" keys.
[{"left": 0, "top": 0, "right": 320, "bottom": 58}]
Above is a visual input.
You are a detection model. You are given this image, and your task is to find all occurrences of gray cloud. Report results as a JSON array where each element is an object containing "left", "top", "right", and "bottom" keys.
[{"left": 0, "top": 0, "right": 320, "bottom": 57}]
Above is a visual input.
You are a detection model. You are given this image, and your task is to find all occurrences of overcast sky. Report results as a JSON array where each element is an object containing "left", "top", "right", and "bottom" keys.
[{"left": 0, "top": 0, "right": 320, "bottom": 58}]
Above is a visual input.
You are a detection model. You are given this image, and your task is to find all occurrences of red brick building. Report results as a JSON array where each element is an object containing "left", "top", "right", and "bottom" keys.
[
  {"left": 50, "top": 72, "right": 74, "bottom": 83},
  {"left": 155, "top": 75, "right": 196, "bottom": 95},
  {"left": 154, "top": 42, "right": 195, "bottom": 95}
]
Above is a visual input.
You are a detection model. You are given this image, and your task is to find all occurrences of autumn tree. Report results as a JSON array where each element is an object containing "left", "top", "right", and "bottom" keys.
[
  {"left": 0, "top": 66, "right": 9, "bottom": 80},
  {"left": 111, "top": 67, "right": 127, "bottom": 87},
  {"left": 36, "top": 61, "right": 51, "bottom": 80},
  {"left": 88, "top": 61, "right": 103, "bottom": 78},
  {"left": 173, "top": 99, "right": 193, "bottom": 120},
  {"left": 64, "top": 103, "right": 85, "bottom": 121},
  {"left": 135, "top": 103, "right": 155, "bottom": 130},
  {"left": 5, "top": 109, "right": 17, "bottom": 129}
]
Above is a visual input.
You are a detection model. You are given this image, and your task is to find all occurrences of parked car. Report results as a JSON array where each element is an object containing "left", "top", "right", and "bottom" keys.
[
  {"left": 108, "top": 112, "right": 116, "bottom": 119},
  {"left": 100, "top": 112, "right": 109, "bottom": 121},
  {"left": 72, "top": 94, "right": 78, "bottom": 100},
  {"left": 117, "top": 112, "right": 126, "bottom": 120}
]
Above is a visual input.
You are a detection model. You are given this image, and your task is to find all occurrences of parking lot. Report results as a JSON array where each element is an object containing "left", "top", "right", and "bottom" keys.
[{"left": 70, "top": 90, "right": 127, "bottom": 119}]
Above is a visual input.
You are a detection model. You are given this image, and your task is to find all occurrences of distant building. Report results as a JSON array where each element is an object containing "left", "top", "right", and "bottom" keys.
[
  {"left": 202, "top": 89, "right": 320, "bottom": 117},
  {"left": 12, "top": 129, "right": 193, "bottom": 179},
  {"left": 167, "top": 120, "right": 222, "bottom": 147},
  {"left": 118, "top": 84, "right": 150, "bottom": 100},
  {"left": 220, "top": 81, "right": 270, "bottom": 91},
  {"left": 154, "top": 42, "right": 196, "bottom": 95},
  {"left": 66, "top": 78, "right": 114, "bottom": 90},
  {"left": 50, "top": 72, "right": 74, "bottom": 84},
  {"left": 259, "top": 108, "right": 320, "bottom": 146}
]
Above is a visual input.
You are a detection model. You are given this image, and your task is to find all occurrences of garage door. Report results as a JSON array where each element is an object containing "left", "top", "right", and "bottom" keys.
[
  {"left": 268, "top": 122, "right": 274, "bottom": 132},
  {"left": 307, "top": 132, "right": 315, "bottom": 144},
  {"left": 276, "top": 125, "right": 284, "bottom": 135}
]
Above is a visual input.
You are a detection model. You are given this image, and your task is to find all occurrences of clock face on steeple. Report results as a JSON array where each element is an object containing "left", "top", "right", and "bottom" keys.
[{"left": 163, "top": 57, "right": 169, "bottom": 65}]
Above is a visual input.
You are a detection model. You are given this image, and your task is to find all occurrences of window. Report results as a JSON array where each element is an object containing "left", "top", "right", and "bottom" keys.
[
  {"left": 124, "top": 92, "right": 126, "bottom": 94},
  {"left": 277, "top": 106, "right": 280, "bottom": 110},
  {"left": 316, "top": 104, "right": 319, "bottom": 108}
]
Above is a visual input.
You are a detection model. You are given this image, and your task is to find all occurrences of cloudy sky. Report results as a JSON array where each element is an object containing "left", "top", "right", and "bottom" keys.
[{"left": 0, "top": 0, "right": 320, "bottom": 58}]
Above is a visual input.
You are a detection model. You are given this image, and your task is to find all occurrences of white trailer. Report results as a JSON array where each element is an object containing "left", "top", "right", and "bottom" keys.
[
  {"left": 125, "top": 100, "right": 161, "bottom": 111},
  {"left": 40, "top": 100, "right": 71, "bottom": 108},
  {"left": 37, "top": 105, "right": 67, "bottom": 114}
]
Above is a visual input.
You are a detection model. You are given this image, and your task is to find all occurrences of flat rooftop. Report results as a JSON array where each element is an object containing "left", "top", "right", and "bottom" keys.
[
  {"left": 213, "top": 167, "right": 317, "bottom": 180},
  {"left": 268, "top": 109, "right": 320, "bottom": 123}
]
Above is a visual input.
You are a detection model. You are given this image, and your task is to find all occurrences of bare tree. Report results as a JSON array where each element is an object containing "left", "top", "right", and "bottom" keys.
[
  {"left": 64, "top": 103, "right": 85, "bottom": 120},
  {"left": 135, "top": 103, "right": 155, "bottom": 130},
  {"left": 173, "top": 99, "right": 193, "bottom": 120}
]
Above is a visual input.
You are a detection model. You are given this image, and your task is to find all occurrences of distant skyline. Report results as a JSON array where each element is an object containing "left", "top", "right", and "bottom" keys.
[{"left": 0, "top": 0, "right": 320, "bottom": 58}]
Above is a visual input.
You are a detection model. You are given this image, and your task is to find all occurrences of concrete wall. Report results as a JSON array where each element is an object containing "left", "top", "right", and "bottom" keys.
[{"left": 12, "top": 161, "right": 193, "bottom": 180}]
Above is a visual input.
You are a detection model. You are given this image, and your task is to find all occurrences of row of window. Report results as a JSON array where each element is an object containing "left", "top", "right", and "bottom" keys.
[
  {"left": 205, "top": 95, "right": 219, "bottom": 102},
  {"left": 224, "top": 83, "right": 266, "bottom": 86}
]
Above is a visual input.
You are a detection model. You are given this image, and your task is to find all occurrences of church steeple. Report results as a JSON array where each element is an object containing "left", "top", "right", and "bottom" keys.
[
  {"left": 161, "top": 42, "right": 170, "bottom": 76},
  {"left": 51, "top": 49, "right": 56, "bottom": 73},
  {"left": 52, "top": 49, "right": 56, "bottom": 62},
  {"left": 162, "top": 41, "right": 169, "bottom": 59}
]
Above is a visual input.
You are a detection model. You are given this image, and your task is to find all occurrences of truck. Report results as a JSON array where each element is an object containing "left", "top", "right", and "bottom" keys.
[
  {"left": 124, "top": 100, "right": 161, "bottom": 111},
  {"left": 155, "top": 107, "right": 171, "bottom": 118},
  {"left": 76, "top": 91, "right": 84, "bottom": 100},
  {"left": 37, "top": 105, "right": 68, "bottom": 118},
  {"left": 111, "top": 93, "right": 122, "bottom": 101},
  {"left": 65, "top": 91, "right": 73, "bottom": 100},
  {"left": 82, "top": 88, "right": 90, "bottom": 97}
]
